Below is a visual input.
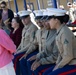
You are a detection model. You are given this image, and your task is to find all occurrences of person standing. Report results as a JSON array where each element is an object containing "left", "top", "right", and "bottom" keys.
[
  {"left": 0, "top": 12, "right": 16, "bottom": 75},
  {"left": 0, "top": 1, "right": 14, "bottom": 30},
  {"left": 67, "top": 2, "right": 75, "bottom": 23}
]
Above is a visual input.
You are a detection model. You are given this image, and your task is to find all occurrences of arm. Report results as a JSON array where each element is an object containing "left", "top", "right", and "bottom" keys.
[
  {"left": 38, "top": 44, "right": 58, "bottom": 65},
  {"left": 57, "top": 32, "right": 73, "bottom": 68},
  {"left": 8, "top": 9, "right": 14, "bottom": 22},
  {"left": 26, "top": 31, "right": 38, "bottom": 54},
  {"left": 0, "top": 30, "right": 16, "bottom": 53}
]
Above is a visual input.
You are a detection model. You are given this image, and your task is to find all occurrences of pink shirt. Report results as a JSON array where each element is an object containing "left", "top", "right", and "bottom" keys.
[{"left": 0, "top": 29, "right": 16, "bottom": 68}]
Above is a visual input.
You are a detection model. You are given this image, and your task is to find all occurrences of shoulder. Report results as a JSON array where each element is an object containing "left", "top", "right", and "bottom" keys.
[
  {"left": 8, "top": 9, "right": 13, "bottom": 12},
  {"left": 36, "top": 29, "right": 40, "bottom": 35},
  {"left": 60, "top": 25, "right": 74, "bottom": 41},
  {"left": 30, "top": 23, "right": 38, "bottom": 30},
  {"left": 61, "top": 25, "right": 73, "bottom": 35},
  {"left": 0, "top": 29, "right": 6, "bottom": 34},
  {"left": 15, "top": 28, "right": 22, "bottom": 33},
  {"left": 0, "top": 29, "right": 9, "bottom": 38}
]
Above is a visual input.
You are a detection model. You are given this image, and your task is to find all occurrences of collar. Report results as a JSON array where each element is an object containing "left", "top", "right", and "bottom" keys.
[
  {"left": 24, "top": 22, "right": 32, "bottom": 29},
  {"left": 57, "top": 24, "right": 65, "bottom": 35}
]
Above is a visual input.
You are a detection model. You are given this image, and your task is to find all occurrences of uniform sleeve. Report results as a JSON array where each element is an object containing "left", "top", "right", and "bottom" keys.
[
  {"left": 26, "top": 30, "right": 39, "bottom": 54},
  {"left": 26, "top": 39, "right": 38, "bottom": 54},
  {"left": 23, "top": 25, "right": 38, "bottom": 51},
  {"left": 17, "top": 43, "right": 21, "bottom": 51},
  {"left": 36, "top": 51, "right": 45, "bottom": 60},
  {"left": 38, "top": 44, "right": 58, "bottom": 65},
  {"left": 57, "top": 32, "right": 73, "bottom": 68},
  {"left": 56, "top": 54, "right": 62, "bottom": 64},
  {"left": 0, "top": 30, "right": 16, "bottom": 53},
  {"left": 30, "top": 25, "right": 38, "bottom": 42}
]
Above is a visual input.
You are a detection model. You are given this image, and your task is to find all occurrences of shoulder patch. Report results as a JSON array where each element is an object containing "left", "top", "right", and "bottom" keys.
[{"left": 64, "top": 39, "right": 69, "bottom": 44}]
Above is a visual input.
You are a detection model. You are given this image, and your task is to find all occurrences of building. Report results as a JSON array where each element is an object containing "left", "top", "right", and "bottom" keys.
[{"left": 0, "top": 0, "right": 75, "bottom": 12}]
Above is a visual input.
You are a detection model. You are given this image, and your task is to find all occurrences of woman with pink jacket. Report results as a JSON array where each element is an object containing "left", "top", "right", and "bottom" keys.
[{"left": 0, "top": 13, "right": 16, "bottom": 75}]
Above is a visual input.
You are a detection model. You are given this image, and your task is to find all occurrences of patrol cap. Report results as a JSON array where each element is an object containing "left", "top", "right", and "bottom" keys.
[
  {"left": 46, "top": 8, "right": 66, "bottom": 20},
  {"left": 33, "top": 10, "right": 43, "bottom": 20},
  {"left": 18, "top": 10, "right": 31, "bottom": 19}
]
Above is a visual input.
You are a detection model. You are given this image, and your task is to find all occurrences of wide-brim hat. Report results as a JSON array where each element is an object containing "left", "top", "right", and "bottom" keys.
[
  {"left": 33, "top": 10, "right": 43, "bottom": 20},
  {"left": 18, "top": 10, "right": 31, "bottom": 19},
  {"left": 46, "top": 8, "right": 66, "bottom": 20}
]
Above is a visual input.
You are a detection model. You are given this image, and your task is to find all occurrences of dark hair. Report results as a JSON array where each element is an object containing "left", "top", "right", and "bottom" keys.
[
  {"left": 13, "top": 17, "right": 24, "bottom": 29},
  {"left": 1, "top": 1, "right": 7, "bottom": 6},
  {"left": 52, "top": 14, "right": 69, "bottom": 24}
]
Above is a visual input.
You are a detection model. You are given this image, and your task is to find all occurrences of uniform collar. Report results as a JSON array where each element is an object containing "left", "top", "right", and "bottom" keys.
[
  {"left": 57, "top": 24, "right": 65, "bottom": 35},
  {"left": 24, "top": 22, "right": 32, "bottom": 29}
]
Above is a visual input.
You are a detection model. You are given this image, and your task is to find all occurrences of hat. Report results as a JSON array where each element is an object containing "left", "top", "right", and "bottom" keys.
[
  {"left": 46, "top": 8, "right": 66, "bottom": 20},
  {"left": 67, "top": 2, "right": 72, "bottom": 6},
  {"left": 40, "top": 10, "right": 48, "bottom": 21},
  {"left": 33, "top": 10, "right": 43, "bottom": 20},
  {"left": 18, "top": 10, "right": 31, "bottom": 18},
  {"left": 48, "top": 9, "right": 66, "bottom": 16},
  {"left": 46, "top": 8, "right": 57, "bottom": 10},
  {"left": 73, "top": 1, "right": 76, "bottom": 6}
]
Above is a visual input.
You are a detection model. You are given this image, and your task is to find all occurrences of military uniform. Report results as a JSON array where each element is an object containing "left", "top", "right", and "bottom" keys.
[
  {"left": 56, "top": 25, "right": 76, "bottom": 68},
  {"left": 28, "top": 29, "right": 59, "bottom": 75},
  {"left": 17, "top": 22, "right": 38, "bottom": 52},
  {"left": 25, "top": 29, "right": 59, "bottom": 75},
  {"left": 13, "top": 22, "right": 38, "bottom": 75},
  {"left": 20, "top": 28, "right": 51, "bottom": 75},
  {"left": 26, "top": 28, "right": 49, "bottom": 54},
  {"left": 43, "top": 25, "right": 76, "bottom": 75},
  {"left": 36, "top": 29, "right": 58, "bottom": 65}
]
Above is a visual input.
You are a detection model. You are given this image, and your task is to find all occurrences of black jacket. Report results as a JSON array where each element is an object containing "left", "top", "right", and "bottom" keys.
[{"left": 0, "top": 9, "right": 14, "bottom": 22}]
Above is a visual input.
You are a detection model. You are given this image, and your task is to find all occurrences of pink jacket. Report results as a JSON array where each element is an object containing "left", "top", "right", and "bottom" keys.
[{"left": 0, "top": 29, "right": 16, "bottom": 68}]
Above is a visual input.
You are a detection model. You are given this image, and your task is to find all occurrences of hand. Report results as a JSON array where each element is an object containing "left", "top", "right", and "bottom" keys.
[
  {"left": 52, "top": 65, "right": 58, "bottom": 71},
  {"left": 14, "top": 50, "right": 21, "bottom": 55},
  {"left": 27, "top": 55, "right": 36, "bottom": 61},
  {"left": 31, "top": 60, "right": 41, "bottom": 71},
  {"left": 19, "top": 53, "right": 28, "bottom": 61}
]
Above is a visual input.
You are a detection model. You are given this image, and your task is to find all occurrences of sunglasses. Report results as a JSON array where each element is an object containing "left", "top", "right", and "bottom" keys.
[{"left": 1, "top": 6, "right": 6, "bottom": 8}]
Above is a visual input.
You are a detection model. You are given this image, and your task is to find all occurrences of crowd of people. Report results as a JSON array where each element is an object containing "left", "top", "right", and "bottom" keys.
[{"left": 0, "top": 1, "right": 76, "bottom": 75}]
